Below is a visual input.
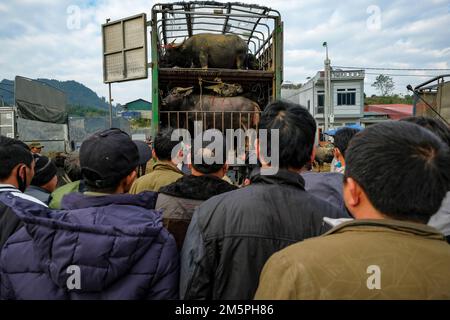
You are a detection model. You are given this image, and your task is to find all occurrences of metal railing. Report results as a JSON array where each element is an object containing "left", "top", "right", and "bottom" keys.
[{"left": 160, "top": 110, "right": 260, "bottom": 131}]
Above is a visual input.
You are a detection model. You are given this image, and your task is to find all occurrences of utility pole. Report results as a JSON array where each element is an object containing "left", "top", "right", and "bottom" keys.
[
  {"left": 323, "top": 42, "right": 331, "bottom": 132},
  {"left": 108, "top": 83, "right": 113, "bottom": 128}
]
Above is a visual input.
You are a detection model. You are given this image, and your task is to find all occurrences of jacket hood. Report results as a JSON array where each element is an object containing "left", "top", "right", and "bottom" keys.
[
  {"left": 61, "top": 191, "right": 158, "bottom": 210},
  {"left": 326, "top": 218, "right": 446, "bottom": 240},
  {"left": 0, "top": 192, "right": 164, "bottom": 292},
  {"left": 159, "top": 175, "right": 237, "bottom": 201}
]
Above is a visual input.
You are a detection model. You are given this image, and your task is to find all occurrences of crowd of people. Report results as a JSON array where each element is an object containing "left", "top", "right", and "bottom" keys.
[{"left": 0, "top": 100, "right": 449, "bottom": 300}]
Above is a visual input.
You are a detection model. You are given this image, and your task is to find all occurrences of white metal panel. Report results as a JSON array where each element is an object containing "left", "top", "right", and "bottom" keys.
[{"left": 102, "top": 13, "right": 148, "bottom": 83}]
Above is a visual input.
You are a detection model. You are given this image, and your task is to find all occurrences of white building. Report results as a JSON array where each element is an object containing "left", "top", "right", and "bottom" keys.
[{"left": 282, "top": 69, "right": 365, "bottom": 133}]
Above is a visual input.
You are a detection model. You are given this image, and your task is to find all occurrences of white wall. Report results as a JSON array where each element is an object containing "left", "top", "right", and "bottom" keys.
[
  {"left": 298, "top": 81, "right": 314, "bottom": 115},
  {"left": 332, "top": 81, "right": 362, "bottom": 116}
]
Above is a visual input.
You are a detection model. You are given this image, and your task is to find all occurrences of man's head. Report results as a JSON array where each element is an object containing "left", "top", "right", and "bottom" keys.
[
  {"left": 153, "top": 128, "right": 182, "bottom": 164},
  {"left": 29, "top": 141, "right": 44, "bottom": 154},
  {"left": 343, "top": 121, "right": 450, "bottom": 224},
  {"left": 31, "top": 155, "right": 58, "bottom": 193},
  {"left": 401, "top": 116, "right": 450, "bottom": 147},
  {"left": 190, "top": 136, "right": 228, "bottom": 178},
  {"left": 333, "top": 127, "right": 360, "bottom": 160},
  {"left": 64, "top": 152, "right": 82, "bottom": 182},
  {"left": 0, "top": 136, "right": 35, "bottom": 191},
  {"left": 79, "top": 128, "right": 139, "bottom": 193},
  {"left": 258, "top": 100, "right": 316, "bottom": 171}
]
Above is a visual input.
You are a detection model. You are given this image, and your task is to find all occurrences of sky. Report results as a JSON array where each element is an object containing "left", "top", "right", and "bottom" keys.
[{"left": 0, "top": 0, "right": 449, "bottom": 104}]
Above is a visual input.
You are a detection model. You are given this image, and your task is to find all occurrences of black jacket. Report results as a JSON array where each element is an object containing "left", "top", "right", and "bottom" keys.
[
  {"left": 180, "top": 168, "right": 350, "bottom": 300},
  {"left": 0, "top": 185, "right": 46, "bottom": 251},
  {"left": 156, "top": 175, "right": 237, "bottom": 251}
]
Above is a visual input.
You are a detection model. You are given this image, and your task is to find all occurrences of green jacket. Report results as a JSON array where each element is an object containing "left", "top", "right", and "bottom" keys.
[
  {"left": 49, "top": 180, "right": 81, "bottom": 209},
  {"left": 255, "top": 219, "right": 450, "bottom": 300},
  {"left": 129, "top": 161, "right": 183, "bottom": 194}
]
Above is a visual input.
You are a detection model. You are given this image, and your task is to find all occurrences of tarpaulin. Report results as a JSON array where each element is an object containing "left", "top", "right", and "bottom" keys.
[{"left": 15, "top": 76, "right": 67, "bottom": 124}]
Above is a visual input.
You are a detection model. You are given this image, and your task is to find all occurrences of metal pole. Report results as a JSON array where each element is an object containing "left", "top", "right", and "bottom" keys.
[
  {"left": 323, "top": 42, "right": 331, "bottom": 132},
  {"left": 108, "top": 83, "right": 113, "bottom": 128}
]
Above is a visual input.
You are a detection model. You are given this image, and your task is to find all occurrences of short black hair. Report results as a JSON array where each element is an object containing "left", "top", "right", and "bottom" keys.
[
  {"left": 258, "top": 100, "right": 316, "bottom": 169},
  {"left": 345, "top": 121, "right": 450, "bottom": 224},
  {"left": 191, "top": 133, "right": 227, "bottom": 174},
  {"left": 154, "top": 128, "right": 182, "bottom": 161},
  {"left": 401, "top": 116, "right": 450, "bottom": 147},
  {"left": 333, "top": 127, "right": 360, "bottom": 158},
  {"left": 0, "top": 136, "right": 33, "bottom": 180}
]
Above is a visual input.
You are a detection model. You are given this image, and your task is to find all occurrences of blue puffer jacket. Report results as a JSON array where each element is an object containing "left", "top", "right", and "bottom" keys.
[{"left": 0, "top": 192, "right": 179, "bottom": 300}]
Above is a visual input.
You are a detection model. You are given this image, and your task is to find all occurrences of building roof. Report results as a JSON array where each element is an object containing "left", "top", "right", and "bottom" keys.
[
  {"left": 365, "top": 104, "right": 413, "bottom": 120},
  {"left": 124, "top": 99, "right": 152, "bottom": 111}
]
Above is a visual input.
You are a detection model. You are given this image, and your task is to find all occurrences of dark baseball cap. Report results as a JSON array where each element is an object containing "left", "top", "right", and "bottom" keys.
[{"left": 80, "top": 128, "right": 139, "bottom": 189}]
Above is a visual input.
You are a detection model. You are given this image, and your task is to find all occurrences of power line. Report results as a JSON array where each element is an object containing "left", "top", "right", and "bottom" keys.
[
  {"left": 333, "top": 66, "right": 450, "bottom": 71},
  {"left": 365, "top": 72, "right": 440, "bottom": 77}
]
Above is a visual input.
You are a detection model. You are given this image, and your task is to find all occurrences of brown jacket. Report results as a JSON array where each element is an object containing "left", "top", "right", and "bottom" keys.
[
  {"left": 255, "top": 219, "right": 450, "bottom": 300},
  {"left": 156, "top": 175, "right": 237, "bottom": 250},
  {"left": 129, "top": 161, "right": 183, "bottom": 193}
]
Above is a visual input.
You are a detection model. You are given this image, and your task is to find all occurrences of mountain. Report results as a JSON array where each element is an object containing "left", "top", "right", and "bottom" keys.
[
  {"left": 0, "top": 79, "right": 14, "bottom": 106},
  {"left": 0, "top": 78, "right": 109, "bottom": 110}
]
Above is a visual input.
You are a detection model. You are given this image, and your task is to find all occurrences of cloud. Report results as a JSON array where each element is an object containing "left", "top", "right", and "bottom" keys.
[{"left": 1, "top": 0, "right": 449, "bottom": 103}]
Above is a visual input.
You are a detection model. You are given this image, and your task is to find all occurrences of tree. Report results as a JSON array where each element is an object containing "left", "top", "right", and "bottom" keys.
[{"left": 371, "top": 74, "right": 395, "bottom": 96}]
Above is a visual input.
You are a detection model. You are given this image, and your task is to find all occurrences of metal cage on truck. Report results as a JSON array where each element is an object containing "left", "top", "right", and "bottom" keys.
[{"left": 150, "top": 1, "right": 283, "bottom": 136}]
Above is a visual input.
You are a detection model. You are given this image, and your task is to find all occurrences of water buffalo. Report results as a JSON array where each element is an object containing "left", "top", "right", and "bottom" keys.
[
  {"left": 161, "top": 33, "right": 248, "bottom": 69},
  {"left": 162, "top": 87, "right": 260, "bottom": 131}
]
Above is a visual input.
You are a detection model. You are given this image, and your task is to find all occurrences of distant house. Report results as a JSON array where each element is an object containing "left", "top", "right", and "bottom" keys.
[
  {"left": 365, "top": 104, "right": 413, "bottom": 120},
  {"left": 281, "top": 69, "right": 365, "bottom": 131},
  {"left": 123, "top": 99, "right": 152, "bottom": 119}
]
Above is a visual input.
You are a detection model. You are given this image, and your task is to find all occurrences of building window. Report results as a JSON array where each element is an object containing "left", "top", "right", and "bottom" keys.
[
  {"left": 317, "top": 91, "right": 324, "bottom": 106},
  {"left": 307, "top": 100, "right": 311, "bottom": 112},
  {"left": 337, "top": 88, "right": 356, "bottom": 106},
  {"left": 316, "top": 90, "right": 324, "bottom": 114}
]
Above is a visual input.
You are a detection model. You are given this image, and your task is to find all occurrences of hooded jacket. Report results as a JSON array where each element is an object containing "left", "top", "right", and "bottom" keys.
[
  {"left": 0, "top": 184, "right": 46, "bottom": 251},
  {"left": 180, "top": 168, "right": 349, "bottom": 300},
  {"left": 156, "top": 175, "right": 237, "bottom": 250},
  {"left": 255, "top": 219, "right": 450, "bottom": 299},
  {"left": 0, "top": 191, "right": 179, "bottom": 300}
]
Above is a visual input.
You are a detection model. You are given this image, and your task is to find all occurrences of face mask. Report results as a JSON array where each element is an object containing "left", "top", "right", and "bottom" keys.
[
  {"left": 16, "top": 166, "right": 27, "bottom": 192},
  {"left": 331, "top": 158, "right": 345, "bottom": 174}
]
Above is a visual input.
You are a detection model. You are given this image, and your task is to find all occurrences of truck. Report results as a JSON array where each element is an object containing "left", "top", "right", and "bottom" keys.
[
  {"left": 412, "top": 74, "right": 450, "bottom": 124},
  {"left": 149, "top": 1, "right": 283, "bottom": 182}
]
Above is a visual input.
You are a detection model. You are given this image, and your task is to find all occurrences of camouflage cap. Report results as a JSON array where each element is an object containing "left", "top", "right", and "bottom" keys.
[{"left": 29, "top": 141, "right": 44, "bottom": 149}]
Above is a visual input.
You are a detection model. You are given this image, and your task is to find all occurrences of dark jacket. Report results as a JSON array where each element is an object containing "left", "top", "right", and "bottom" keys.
[
  {"left": 0, "top": 192, "right": 179, "bottom": 300},
  {"left": 25, "top": 185, "right": 52, "bottom": 205},
  {"left": 0, "top": 184, "right": 46, "bottom": 251},
  {"left": 301, "top": 172, "right": 345, "bottom": 211},
  {"left": 180, "top": 168, "right": 349, "bottom": 300},
  {"left": 156, "top": 175, "right": 237, "bottom": 250}
]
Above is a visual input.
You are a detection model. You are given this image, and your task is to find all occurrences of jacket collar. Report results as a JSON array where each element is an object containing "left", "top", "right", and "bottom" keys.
[
  {"left": 159, "top": 175, "right": 237, "bottom": 200},
  {"left": 326, "top": 218, "right": 446, "bottom": 241},
  {"left": 0, "top": 184, "right": 19, "bottom": 193},
  {"left": 26, "top": 185, "right": 50, "bottom": 194},
  {"left": 250, "top": 167, "right": 305, "bottom": 190},
  {"left": 61, "top": 191, "right": 158, "bottom": 210},
  {"left": 152, "top": 161, "right": 183, "bottom": 175}
]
